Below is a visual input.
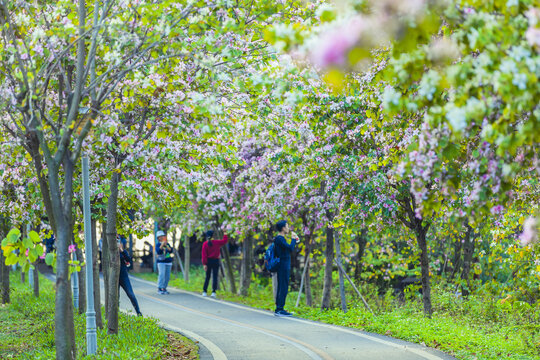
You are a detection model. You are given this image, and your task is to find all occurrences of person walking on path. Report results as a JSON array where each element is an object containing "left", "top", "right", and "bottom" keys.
[
  {"left": 156, "top": 230, "right": 173, "bottom": 295},
  {"left": 273, "top": 220, "right": 299, "bottom": 317},
  {"left": 201, "top": 230, "right": 228, "bottom": 298},
  {"left": 118, "top": 240, "right": 142, "bottom": 316}
]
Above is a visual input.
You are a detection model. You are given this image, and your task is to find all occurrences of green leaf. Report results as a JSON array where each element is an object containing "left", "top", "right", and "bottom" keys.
[
  {"left": 5, "top": 253, "right": 18, "bottom": 266},
  {"left": 29, "top": 248, "right": 38, "bottom": 263},
  {"left": 22, "top": 236, "right": 33, "bottom": 248},
  {"left": 45, "top": 253, "right": 55, "bottom": 266},
  {"left": 29, "top": 231, "right": 40, "bottom": 243}
]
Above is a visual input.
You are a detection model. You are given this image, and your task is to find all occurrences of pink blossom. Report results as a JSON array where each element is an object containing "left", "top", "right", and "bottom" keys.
[
  {"left": 68, "top": 244, "right": 76, "bottom": 253},
  {"left": 25, "top": 249, "right": 29, "bottom": 256},
  {"left": 526, "top": 27, "right": 540, "bottom": 50},
  {"left": 520, "top": 217, "right": 538, "bottom": 246},
  {"left": 490, "top": 205, "right": 504, "bottom": 215},
  {"left": 310, "top": 17, "right": 364, "bottom": 68}
]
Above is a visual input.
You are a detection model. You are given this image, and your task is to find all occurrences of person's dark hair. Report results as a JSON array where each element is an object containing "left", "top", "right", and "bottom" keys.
[
  {"left": 205, "top": 230, "right": 214, "bottom": 240},
  {"left": 275, "top": 220, "right": 287, "bottom": 232}
]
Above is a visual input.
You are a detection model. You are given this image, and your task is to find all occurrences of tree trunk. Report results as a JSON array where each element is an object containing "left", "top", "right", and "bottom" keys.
[
  {"left": 416, "top": 224, "right": 432, "bottom": 318},
  {"left": 27, "top": 134, "right": 57, "bottom": 234},
  {"left": 75, "top": 246, "right": 86, "bottom": 314},
  {"left": 304, "top": 234, "right": 313, "bottom": 307},
  {"left": 0, "top": 218, "right": 9, "bottom": 304},
  {"left": 21, "top": 271, "right": 25, "bottom": 283},
  {"left": 91, "top": 217, "right": 103, "bottom": 328},
  {"left": 27, "top": 142, "right": 76, "bottom": 358},
  {"left": 399, "top": 192, "right": 433, "bottom": 318},
  {"left": 239, "top": 232, "right": 253, "bottom": 296},
  {"left": 300, "top": 215, "right": 314, "bottom": 307},
  {"left": 335, "top": 232, "right": 347, "bottom": 312},
  {"left": 54, "top": 221, "right": 77, "bottom": 360},
  {"left": 184, "top": 234, "right": 190, "bottom": 283},
  {"left": 321, "top": 225, "right": 334, "bottom": 310},
  {"left": 461, "top": 224, "right": 475, "bottom": 297},
  {"left": 33, "top": 264, "right": 39, "bottom": 297},
  {"left": 353, "top": 229, "right": 368, "bottom": 280},
  {"left": 105, "top": 171, "right": 121, "bottom": 335},
  {"left": 172, "top": 228, "right": 178, "bottom": 274},
  {"left": 221, "top": 243, "right": 237, "bottom": 294},
  {"left": 101, "top": 220, "right": 110, "bottom": 317},
  {"left": 449, "top": 236, "right": 463, "bottom": 281}
]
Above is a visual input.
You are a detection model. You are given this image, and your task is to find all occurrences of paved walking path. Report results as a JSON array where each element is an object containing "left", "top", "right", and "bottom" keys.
[{"left": 118, "top": 276, "right": 454, "bottom": 360}]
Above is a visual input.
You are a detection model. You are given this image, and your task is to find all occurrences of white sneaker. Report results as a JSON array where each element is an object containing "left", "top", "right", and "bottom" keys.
[
  {"left": 210, "top": 292, "right": 216, "bottom": 298},
  {"left": 202, "top": 292, "right": 207, "bottom": 297}
]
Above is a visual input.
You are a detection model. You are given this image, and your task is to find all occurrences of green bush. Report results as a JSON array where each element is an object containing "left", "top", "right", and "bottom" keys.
[
  {"left": 136, "top": 265, "right": 539, "bottom": 359},
  {"left": 0, "top": 271, "right": 196, "bottom": 360}
]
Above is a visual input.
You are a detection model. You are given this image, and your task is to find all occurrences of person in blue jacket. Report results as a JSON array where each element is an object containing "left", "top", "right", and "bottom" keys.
[
  {"left": 156, "top": 230, "right": 173, "bottom": 294},
  {"left": 118, "top": 240, "right": 142, "bottom": 316},
  {"left": 273, "top": 220, "right": 299, "bottom": 317}
]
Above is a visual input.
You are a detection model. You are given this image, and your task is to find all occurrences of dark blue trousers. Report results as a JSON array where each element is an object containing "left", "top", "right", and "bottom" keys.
[
  {"left": 119, "top": 268, "right": 141, "bottom": 314},
  {"left": 203, "top": 258, "right": 220, "bottom": 292},
  {"left": 275, "top": 258, "right": 291, "bottom": 312}
]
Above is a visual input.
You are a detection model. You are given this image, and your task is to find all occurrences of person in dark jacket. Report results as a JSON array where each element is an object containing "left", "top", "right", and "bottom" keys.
[
  {"left": 273, "top": 220, "right": 299, "bottom": 317},
  {"left": 156, "top": 230, "right": 173, "bottom": 294},
  {"left": 118, "top": 240, "right": 142, "bottom": 316},
  {"left": 201, "top": 230, "right": 228, "bottom": 298}
]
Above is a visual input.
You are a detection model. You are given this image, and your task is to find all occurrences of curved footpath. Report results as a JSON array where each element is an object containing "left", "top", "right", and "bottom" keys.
[{"left": 117, "top": 276, "right": 455, "bottom": 360}]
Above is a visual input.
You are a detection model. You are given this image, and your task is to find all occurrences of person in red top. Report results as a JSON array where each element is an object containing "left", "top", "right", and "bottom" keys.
[{"left": 201, "top": 230, "right": 228, "bottom": 298}]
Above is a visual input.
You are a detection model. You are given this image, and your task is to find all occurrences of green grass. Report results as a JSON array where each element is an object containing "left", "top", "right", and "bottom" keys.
[
  {"left": 0, "top": 271, "right": 198, "bottom": 359},
  {"left": 135, "top": 267, "right": 540, "bottom": 360}
]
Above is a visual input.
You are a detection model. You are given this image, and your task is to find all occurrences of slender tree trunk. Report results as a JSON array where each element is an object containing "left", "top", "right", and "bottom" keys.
[
  {"left": 21, "top": 271, "right": 25, "bottom": 283},
  {"left": 304, "top": 234, "right": 313, "bottom": 307},
  {"left": 0, "top": 217, "right": 9, "bottom": 303},
  {"left": 27, "top": 143, "right": 76, "bottom": 358},
  {"left": 239, "top": 232, "right": 253, "bottom": 296},
  {"left": 353, "top": 229, "right": 368, "bottom": 280},
  {"left": 105, "top": 171, "right": 121, "bottom": 335},
  {"left": 335, "top": 232, "right": 347, "bottom": 312},
  {"left": 101, "top": 221, "right": 110, "bottom": 317},
  {"left": 172, "top": 228, "right": 178, "bottom": 274},
  {"left": 399, "top": 192, "right": 433, "bottom": 318},
  {"left": 61, "top": 152, "right": 77, "bottom": 358},
  {"left": 321, "top": 225, "right": 334, "bottom": 310},
  {"left": 300, "top": 215, "right": 314, "bottom": 307},
  {"left": 54, "top": 219, "right": 76, "bottom": 360},
  {"left": 221, "top": 243, "right": 236, "bottom": 293},
  {"left": 27, "top": 134, "right": 57, "bottom": 234},
  {"left": 461, "top": 224, "right": 475, "bottom": 297},
  {"left": 33, "top": 264, "right": 39, "bottom": 297},
  {"left": 449, "top": 236, "right": 463, "bottom": 281},
  {"left": 75, "top": 246, "right": 86, "bottom": 314},
  {"left": 416, "top": 224, "right": 432, "bottom": 318},
  {"left": 184, "top": 234, "right": 190, "bottom": 283},
  {"left": 91, "top": 217, "right": 103, "bottom": 328}
]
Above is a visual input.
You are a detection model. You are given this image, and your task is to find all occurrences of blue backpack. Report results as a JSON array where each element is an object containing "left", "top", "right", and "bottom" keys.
[{"left": 264, "top": 243, "right": 280, "bottom": 272}]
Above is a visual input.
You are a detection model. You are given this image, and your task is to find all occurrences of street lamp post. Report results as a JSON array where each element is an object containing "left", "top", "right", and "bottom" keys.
[{"left": 82, "top": 155, "right": 97, "bottom": 354}]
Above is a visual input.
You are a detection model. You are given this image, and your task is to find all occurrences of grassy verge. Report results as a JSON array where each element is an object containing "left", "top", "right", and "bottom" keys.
[
  {"left": 0, "top": 271, "right": 198, "bottom": 359},
  {"left": 135, "top": 269, "right": 539, "bottom": 360}
]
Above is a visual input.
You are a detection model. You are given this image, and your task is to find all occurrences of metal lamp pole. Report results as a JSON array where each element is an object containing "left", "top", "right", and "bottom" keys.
[{"left": 82, "top": 155, "right": 97, "bottom": 354}]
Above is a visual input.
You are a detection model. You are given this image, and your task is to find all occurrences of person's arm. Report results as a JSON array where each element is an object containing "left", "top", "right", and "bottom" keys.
[
  {"left": 201, "top": 242, "right": 208, "bottom": 266},
  {"left": 121, "top": 250, "right": 132, "bottom": 266},
  {"left": 156, "top": 242, "right": 163, "bottom": 255},
  {"left": 274, "top": 235, "right": 297, "bottom": 251},
  {"left": 213, "top": 234, "right": 228, "bottom": 246}
]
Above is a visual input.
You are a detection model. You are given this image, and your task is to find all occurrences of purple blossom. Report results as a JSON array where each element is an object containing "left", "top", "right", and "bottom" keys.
[
  {"left": 310, "top": 17, "right": 364, "bottom": 68},
  {"left": 490, "top": 205, "right": 504, "bottom": 215},
  {"left": 520, "top": 217, "right": 538, "bottom": 246}
]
